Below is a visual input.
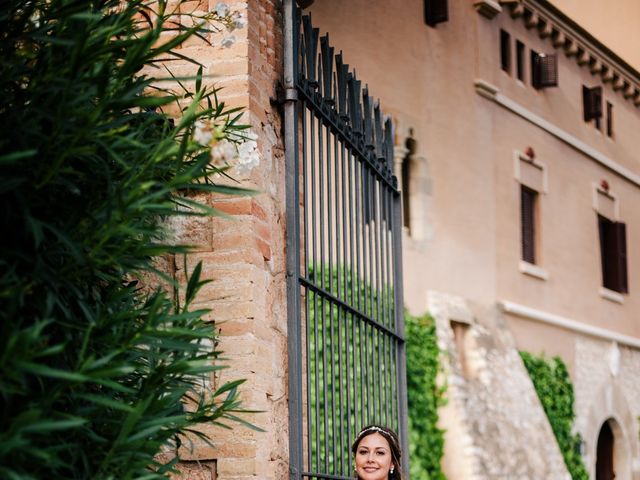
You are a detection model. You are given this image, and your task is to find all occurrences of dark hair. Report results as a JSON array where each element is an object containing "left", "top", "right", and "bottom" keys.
[{"left": 351, "top": 425, "right": 403, "bottom": 480}]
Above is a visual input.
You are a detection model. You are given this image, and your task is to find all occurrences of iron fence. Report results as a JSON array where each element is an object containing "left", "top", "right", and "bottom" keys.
[{"left": 285, "top": 3, "right": 407, "bottom": 479}]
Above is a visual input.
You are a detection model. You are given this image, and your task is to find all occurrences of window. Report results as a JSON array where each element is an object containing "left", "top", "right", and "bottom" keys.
[
  {"left": 598, "top": 215, "right": 628, "bottom": 293},
  {"left": 531, "top": 51, "right": 558, "bottom": 89},
  {"left": 401, "top": 153, "right": 411, "bottom": 230},
  {"left": 583, "top": 85, "right": 602, "bottom": 124},
  {"left": 606, "top": 101, "right": 614, "bottom": 137},
  {"left": 425, "top": 0, "right": 448, "bottom": 27},
  {"left": 521, "top": 185, "right": 538, "bottom": 264},
  {"left": 500, "top": 30, "right": 511, "bottom": 73},
  {"left": 516, "top": 40, "right": 525, "bottom": 81}
]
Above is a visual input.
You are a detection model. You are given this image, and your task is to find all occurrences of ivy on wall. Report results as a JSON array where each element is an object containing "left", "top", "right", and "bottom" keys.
[
  {"left": 406, "top": 312, "right": 447, "bottom": 480},
  {"left": 520, "top": 352, "right": 589, "bottom": 480}
]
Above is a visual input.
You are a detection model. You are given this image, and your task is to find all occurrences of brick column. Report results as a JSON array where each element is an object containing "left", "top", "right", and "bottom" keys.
[{"left": 165, "top": 1, "right": 288, "bottom": 479}]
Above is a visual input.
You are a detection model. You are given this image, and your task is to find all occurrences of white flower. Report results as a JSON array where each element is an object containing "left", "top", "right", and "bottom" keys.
[
  {"left": 210, "top": 140, "right": 237, "bottom": 167},
  {"left": 227, "top": 12, "right": 247, "bottom": 31},
  {"left": 235, "top": 132, "right": 260, "bottom": 175},
  {"left": 193, "top": 120, "right": 213, "bottom": 146},
  {"left": 221, "top": 34, "right": 236, "bottom": 48},
  {"left": 214, "top": 2, "right": 230, "bottom": 17}
]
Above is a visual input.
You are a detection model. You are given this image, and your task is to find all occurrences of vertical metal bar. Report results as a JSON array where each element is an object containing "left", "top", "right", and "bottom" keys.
[
  {"left": 303, "top": 106, "right": 312, "bottom": 473},
  {"left": 332, "top": 128, "right": 345, "bottom": 475},
  {"left": 392, "top": 189, "right": 409, "bottom": 476},
  {"left": 317, "top": 116, "right": 331, "bottom": 474},
  {"left": 326, "top": 126, "right": 338, "bottom": 475},
  {"left": 310, "top": 110, "right": 320, "bottom": 473},
  {"left": 284, "top": 2, "right": 303, "bottom": 478}
]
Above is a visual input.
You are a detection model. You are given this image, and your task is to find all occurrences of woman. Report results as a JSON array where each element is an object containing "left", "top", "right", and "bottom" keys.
[{"left": 351, "top": 425, "right": 403, "bottom": 480}]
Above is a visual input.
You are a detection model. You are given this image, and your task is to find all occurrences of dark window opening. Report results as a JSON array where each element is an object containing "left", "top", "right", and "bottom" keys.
[
  {"left": 516, "top": 40, "right": 525, "bottom": 81},
  {"left": 596, "top": 421, "right": 615, "bottom": 480},
  {"left": 521, "top": 185, "right": 538, "bottom": 264},
  {"left": 531, "top": 51, "right": 558, "bottom": 89},
  {"left": 401, "top": 154, "right": 411, "bottom": 230},
  {"left": 606, "top": 101, "right": 614, "bottom": 137},
  {"left": 598, "top": 214, "right": 628, "bottom": 293},
  {"left": 425, "top": 0, "right": 448, "bottom": 27},
  {"left": 583, "top": 85, "right": 603, "bottom": 122},
  {"left": 500, "top": 30, "right": 511, "bottom": 73}
]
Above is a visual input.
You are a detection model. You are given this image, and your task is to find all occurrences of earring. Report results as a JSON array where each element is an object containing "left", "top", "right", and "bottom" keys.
[{"left": 390, "top": 466, "right": 395, "bottom": 474}]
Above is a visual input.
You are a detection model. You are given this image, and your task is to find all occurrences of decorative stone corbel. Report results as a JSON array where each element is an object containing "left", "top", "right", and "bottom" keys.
[
  {"left": 552, "top": 30, "right": 566, "bottom": 48},
  {"left": 509, "top": 3, "right": 525, "bottom": 18},
  {"left": 564, "top": 39, "right": 578, "bottom": 57},
  {"left": 601, "top": 65, "right": 614, "bottom": 83},
  {"left": 538, "top": 21, "right": 553, "bottom": 38},
  {"left": 474, "top": 0, "right": 502, "bottom": 18},
  {"left": 525, "top": 11, "right": 539, "bottom": 29},
  {"left": 613, "top": 75, "right": 625, "bottom": 91},
  {"left": 623, "top": 83, "right": 636, "bottom": 99},
  {"left": 590, "top": 58, "right": 603, "bottom": 75},
  {"left": 577, "top": 49, "right": 590, "bottom": 66}
]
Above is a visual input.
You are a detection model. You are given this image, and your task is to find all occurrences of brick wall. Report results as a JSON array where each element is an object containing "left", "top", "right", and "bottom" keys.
[{"left": 162, "top": 1, "right": 288, "bottom": 479}]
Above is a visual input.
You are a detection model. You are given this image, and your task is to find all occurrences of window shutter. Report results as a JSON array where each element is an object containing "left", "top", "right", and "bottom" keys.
[
  {"left": 615, "top": 222, "right": 628, "bottom": 293},
  {"left": 425, "top": 0, "right": 448, "bottom": 27},
  {"left": 521, "top": 186, "right": 536, "bottom": 264},
  {"left": 583, "top": 86, "right": 603, "bottom": 122},
  {"left": 532, "top": 53, "right": 558, "bottom": 88}
]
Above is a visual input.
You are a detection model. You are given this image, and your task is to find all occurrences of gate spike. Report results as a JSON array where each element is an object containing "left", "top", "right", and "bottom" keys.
[
  {"left": 363, "top": 87, "right": 374, "bottom": 149},
  {"left": 302, "top": 15, "right": 319, "bottom": 85},
  {"left": 383, "top": 117, "right": 394, "bottom": 171},
  {"left": 335, "top": 53, "right": 349, "bottom": 118},
  {"left": 348, "top": 73, "right": 362, "bottom": 135},
  {"left": 374, "top": 102, "right": 384, "bottom": 156},
  {"left": 320, "top": 35, "right": 334, "bottom": 103}
]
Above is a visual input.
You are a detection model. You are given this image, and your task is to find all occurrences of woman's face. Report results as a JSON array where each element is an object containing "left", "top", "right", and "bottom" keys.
[{"left": 354, "top": 432, "right": 394, "bottom": 480}]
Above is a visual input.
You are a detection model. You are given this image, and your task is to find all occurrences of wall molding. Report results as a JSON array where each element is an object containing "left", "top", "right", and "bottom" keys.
[
  {"left": 474, "top": 79, "right": 640, "bottom": 188},
  {"left": 500, "top": 300, "right": 640, "bottom": 349},
  {"left": 497, "top": 0, "right": 640, "bottom": 107}
]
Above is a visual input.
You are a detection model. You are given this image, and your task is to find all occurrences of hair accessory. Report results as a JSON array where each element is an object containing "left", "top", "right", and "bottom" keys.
[{"left": 355, "top": 425, "right": 399, "bottom": 450}]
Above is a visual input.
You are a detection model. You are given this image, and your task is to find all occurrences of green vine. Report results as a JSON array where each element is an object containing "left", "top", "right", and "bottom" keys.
[
  {"left": 406, "top": 312, "right": 447, "bottom": 480},
  {"left": 520, "top": 352, "right": 589, "bottom": 480}
]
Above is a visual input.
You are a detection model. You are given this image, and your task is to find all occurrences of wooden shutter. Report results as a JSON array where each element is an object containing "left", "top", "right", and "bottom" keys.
[
  {"left": 521, "top": 186, "right": 536, "bottom": 264},
  {"left": 425, "top": 0, "right": 448, "bottom": 27},
  {"left": 532, "top": 53, "right": 558, "bottom": 88},
  {"left": 583, "top": 86, "right": 603, "bottom": 122},
  {"left": 615, "top": 222, "right": 628, "bottom": 293}
]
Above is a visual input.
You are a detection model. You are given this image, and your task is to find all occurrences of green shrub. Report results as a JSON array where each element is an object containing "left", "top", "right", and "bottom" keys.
[
  {"left": 406, "top": 312, "right": 446, "bottom": 480},
  {"left": 0, "top": 1, "right": 252, "bottom": 478},
  {"left": 520, "top": 352, "right": 589, "bottom": 480}
]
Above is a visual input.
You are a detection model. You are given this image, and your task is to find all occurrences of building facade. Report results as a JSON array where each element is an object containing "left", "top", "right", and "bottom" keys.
[
  {"left": 305, "top": 0, "right": 640, "bottom": 478},
  {"left": 167, "top": 0, "right": 640, "bottom": 479}
]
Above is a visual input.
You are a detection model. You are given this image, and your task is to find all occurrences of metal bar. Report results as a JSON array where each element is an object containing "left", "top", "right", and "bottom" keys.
[
  {"left": 295, "top": 84, "right": 396, "bottom": 191},
  {"left": 317, "top": 112, "right": 330, "bottom": 474},
  {"left": 303, "top": 105, "right": 312, "bottom": 473},
  {"left": 310, "top": 108, "right": 321, "bottom": 473},
  {"left": 297, "top": 281, "right": 403, "bottom": 340},
  {"left": 284, "top": 2, "right": 303, "bottom": 479},
  {"left": 326, "top": 125, "right": 338, "bottom": 475},
  {"left": 392, "top": 190, "right": 409, "bottom": 476}
]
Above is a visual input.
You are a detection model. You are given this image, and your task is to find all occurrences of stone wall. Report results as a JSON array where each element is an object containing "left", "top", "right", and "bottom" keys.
[
  {"left": 574, "top": 338, "right": 640, "bottom": 480},
  {"left": 428, "top": 291, "right": 571, "bottom": 480}
]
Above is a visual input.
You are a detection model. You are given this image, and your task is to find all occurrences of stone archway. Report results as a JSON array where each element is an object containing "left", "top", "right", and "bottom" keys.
[
  {"left": 596, "top": 420, "right": 616, "bottom": 480},
  {"left": 585, "top": 382, "right": 638, "bottom": 480}
]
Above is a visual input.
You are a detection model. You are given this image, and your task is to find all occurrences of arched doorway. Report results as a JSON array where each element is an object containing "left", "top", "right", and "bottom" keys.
[{"left": 596, "top": 420, "right": 615, "bottom": 480}]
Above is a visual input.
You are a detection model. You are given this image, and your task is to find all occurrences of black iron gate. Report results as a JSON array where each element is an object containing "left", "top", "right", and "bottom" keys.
[{"left": 284, "top": 2, "right": 408, "bottom": 479}]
